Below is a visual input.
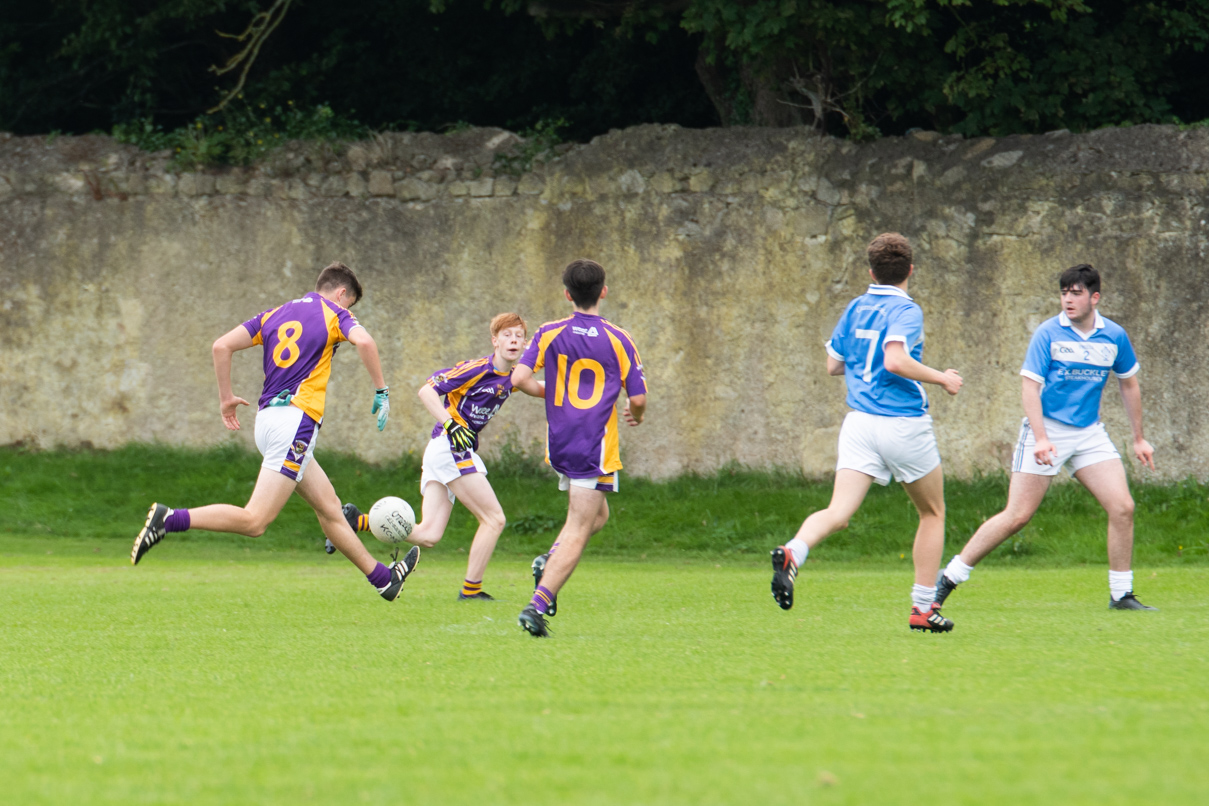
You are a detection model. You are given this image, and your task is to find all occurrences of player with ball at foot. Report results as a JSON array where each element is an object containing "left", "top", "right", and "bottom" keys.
[
  {"left": 131, "top": 262, "right": 420, "bottom": 601},
  {"left": 341, "top": 313, "right": 544, "bottom": 601}
]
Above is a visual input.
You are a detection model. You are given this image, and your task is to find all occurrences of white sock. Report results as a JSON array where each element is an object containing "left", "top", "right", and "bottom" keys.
[
  {"left": 786, "top": 538, "right": 809, "bottom": 567},
  {"left": 911, "top": 584, "right": 936, "bottom": 610},
  {"left": 1109, "top": 570, "right": 1133, "bottom": 601},
  {"left": 944, "top": 555, "right": 974, "bottom": 584}
]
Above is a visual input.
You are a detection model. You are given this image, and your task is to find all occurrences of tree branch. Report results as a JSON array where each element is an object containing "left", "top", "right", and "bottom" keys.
[{"left": 206, "top": 0, "right": 294, "bottom": 113}]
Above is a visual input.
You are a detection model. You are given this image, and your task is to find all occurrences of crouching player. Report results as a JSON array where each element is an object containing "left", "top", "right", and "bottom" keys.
[
  {"left": 511, "top": 259, "right": 647, "bottom": 637},
  {"left": 342, "top": 313, "right": 541, "bottom": 600},
  {"left": 936, "top": 264, "right": 1157, "bottom": 610},
  {"left": 131, "top": 262, "right": 420, "bottom": 600},
  {"left": 770, "top": 233, "right": 964, "bottom": 632}
]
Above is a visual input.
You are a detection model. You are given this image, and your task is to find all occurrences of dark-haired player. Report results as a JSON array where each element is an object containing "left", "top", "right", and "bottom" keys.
[
  {"left": 511, "top": 259, "right": 647, "bottom": 637},
  {"left": 340, "top": 312, "right": 543, "bottom": 600},
  {"left": 769, "top": 233, "right": 964, "bottom": 632},
  {"left": 936, "top": 264, "right": 1156, "bottom": 610},
  {"left": 131, "top": 262, "right": 420, "bottom": 600}
]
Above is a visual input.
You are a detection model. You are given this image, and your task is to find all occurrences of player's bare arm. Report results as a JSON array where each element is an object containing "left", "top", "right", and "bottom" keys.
[
  {"left": 623, "top": 394, "right": 646, "bottom": 426},
  {"left": 883, "top": 341, "right": 962, "bottom": 396},
  {"left": 510, "top": 363, "right": 543, "bottom": 396},
  {"left": 347, "top": 327, "right": 387, "bottom": 389},
  {"left": 1118, "top": 375, "right": 1155, "bottom": 470},
  {"left": 826, "top": 355, "right": 845, "bottom": 376},
  {"left": 212, "top": 325, "right": 255, "bottom": 431},
  {"left": 1021, "top": 377, "right": 1056, "bottom": 466}
]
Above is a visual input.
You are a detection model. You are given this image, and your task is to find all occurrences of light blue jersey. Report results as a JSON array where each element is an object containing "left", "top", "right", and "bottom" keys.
[
  {"left": 1020, "top": 311, "right": 1139, "bottom": 428},
  {"left": 826, "top": 285, "right": 928, "bottom": 418}
]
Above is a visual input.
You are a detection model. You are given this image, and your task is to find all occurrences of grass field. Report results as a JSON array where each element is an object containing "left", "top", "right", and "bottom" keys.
[
  {"left": 3, "top": 445, "right": 1208, "bottom": 803},
  {"left": 2, "top": 538, "right": 1206, "bottom": 805}
]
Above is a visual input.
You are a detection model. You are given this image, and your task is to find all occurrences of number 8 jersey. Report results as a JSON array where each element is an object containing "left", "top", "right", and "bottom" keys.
[
  {"left": 519, "top": 312, "right": 647, "bottom": 479},
  {"left": 825, "top": 284, "right": 928, "bottom": 418},
  {"left": 241, "top": 294, "right": 363, "bottom": 423}
]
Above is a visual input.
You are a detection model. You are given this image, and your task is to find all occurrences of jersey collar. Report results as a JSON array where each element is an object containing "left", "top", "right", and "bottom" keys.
[
  {"left": 866, "top": 284, "right": 913, "bottom": 300},
  {"left": 1058, "top": 310, "right": 1106, "bottom": 339}
]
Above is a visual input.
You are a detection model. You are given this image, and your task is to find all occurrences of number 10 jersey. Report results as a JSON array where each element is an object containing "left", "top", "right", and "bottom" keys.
[
  {"left": 519, "top": 312, "right": 647, "bottom": 479},
  {"left": 241, "top": 294, "right": 363, "bottom": 423}
]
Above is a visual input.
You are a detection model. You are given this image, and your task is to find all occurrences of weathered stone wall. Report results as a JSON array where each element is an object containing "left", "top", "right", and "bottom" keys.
[{"left": 2, "top": 124, "right": 1207, "bottom": 480}]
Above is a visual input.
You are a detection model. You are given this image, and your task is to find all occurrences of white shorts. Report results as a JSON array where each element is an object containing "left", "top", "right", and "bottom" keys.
[
  {"left": 557, "top": 471, "right": 619, "bottom": 493},
  {"left": 254, "top": 405, "right": 319, "bottom": 482},
  {"left": 420, "top": 435, "right": 487, "bottom": 504},
  {"left": 1012, "top": 417, "right": 1120, "bottom": 476},
  {"left": 836, "top": 410, "right": 941, "bottom": 486}
]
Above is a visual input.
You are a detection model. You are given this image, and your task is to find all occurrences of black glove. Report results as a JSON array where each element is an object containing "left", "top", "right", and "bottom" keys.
[{"left": 443, "top": 418, "right": 475, "bottom": 451}]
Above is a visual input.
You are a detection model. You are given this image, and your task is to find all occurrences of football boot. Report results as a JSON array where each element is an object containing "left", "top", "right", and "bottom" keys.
[
  {"left": 531, "top": 552, "right": 557, "bottom": 616},
  {"left": 1109, "top": 592, "right": 1158, "bottom": 611},
  {"left": 458, "top": 591, "right": 496, "bottom": 601},
  {"left": 377, "top": 546, "right": 420, "bottom": 602},
  {"left": 131, "top": 503, "right": 169, "bottom": 565},
  {"left": 934, "top": 569, "right": 960, "bottom": 607},
  {"left": 909, "top": 602, "right": 955, "bottom": 633},
  {"left": 770, "top": 546, "right": 798, "bottom": 610},
  {"left": 518, "top": 604, "right": 550, "bottom": 637}
]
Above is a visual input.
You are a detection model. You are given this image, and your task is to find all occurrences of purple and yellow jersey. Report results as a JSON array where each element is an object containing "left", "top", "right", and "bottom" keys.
[
  {"left": 241, "top": 294, "right": 363, "bottom": 423},
  {"left": 427, "top": 355, "right": 514, "bottom": 450},
  {"left": 518, "top": 312, "right": 647, "bottom": 479}
]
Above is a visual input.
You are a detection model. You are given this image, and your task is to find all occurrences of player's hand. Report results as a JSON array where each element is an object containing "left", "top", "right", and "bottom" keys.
[
  {"left": 1133, "top": 438, "right": 1155, "bottom": 471},
  {"left": 940, "top": 369, "right": 963, "bottom": 396},
  {"left": 372, "top": 387, "right": 390, "bottom": 431},
  {"left": 1033, "top": 437, "right": 1057, "bottom": 466},
  {"left": 444, "top": 419, "right": 475, "bottom": 451},
  {"left": 623, "top": 403, "right": 643, "bottom": 426},
  {"left": 220, "top": 395, "right": 250, "bottom": 431}
]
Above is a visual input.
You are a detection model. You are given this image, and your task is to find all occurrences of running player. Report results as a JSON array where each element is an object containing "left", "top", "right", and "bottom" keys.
[
  {"left": 511, "top": 258, "right": 647, "bottom": 637},
  {"left": 340, "top": 313, "right": 542, "bottom": 600},
  {"left": 130, "top": 262, "right": 420, "bottom": 600},
  {"left": 769, "top": 233, "right": 964, "bottom": 632},
  {"left": 936, "top": 264, "right": 1157, "bottom": 610}
]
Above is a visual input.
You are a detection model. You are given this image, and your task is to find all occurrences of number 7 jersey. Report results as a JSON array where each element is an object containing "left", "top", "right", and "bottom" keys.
[
  {"left": 518, "top": 312, "right": 647, "bottom": 479},
  {"left": 825, "top": 284, "right": 928, "bottom": 418},
  {"left": 241, "top": 294, "right": 364, "bottom": 423}
]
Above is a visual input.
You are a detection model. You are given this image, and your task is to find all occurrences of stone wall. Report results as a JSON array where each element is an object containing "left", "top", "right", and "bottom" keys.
[{"left": 2, "top": 124, "right": 1207, "bottom": 480}]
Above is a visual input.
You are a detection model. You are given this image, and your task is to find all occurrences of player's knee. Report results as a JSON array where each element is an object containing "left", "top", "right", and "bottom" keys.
[
  {"left": 1005, "top": 511, "right": 1034, "bottom": 533},
  {"left": 480, "top": 509, "right": 506, "bottom": 534},
  {"left": 245, "top": 521, "right": 268, "bottom": 538},
  {"left": 1108, "top": 496, "right": 1135, "bottom": 521}
]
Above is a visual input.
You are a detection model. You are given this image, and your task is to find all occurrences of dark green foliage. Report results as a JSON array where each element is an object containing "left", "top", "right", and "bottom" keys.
[
  {"left": 1, "top": 444, "right": 1204, "bottom": 565},
  {"left": 4, "top": 1, "right": 1208, "bottom": 145},
  {"left": 0, "top": 0, "right": 717, "bottom": 144}
]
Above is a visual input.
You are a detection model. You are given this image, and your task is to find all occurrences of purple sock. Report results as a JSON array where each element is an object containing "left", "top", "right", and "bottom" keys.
[
  {"left": 164, "top": 508, "right": 191, "bottom": 533},
  {"left": 532, "top": 585, "right": 555, "bottom": 614},
  {"left": 548, "top": 541, "right": 560, "bottom": 557},
  {"left": 366, "top": 562, "right": 391, "bottom": 589}
]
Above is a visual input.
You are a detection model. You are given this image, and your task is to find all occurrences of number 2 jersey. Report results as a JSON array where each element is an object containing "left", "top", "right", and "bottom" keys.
[
  {"left": 825, "top": 284, "right": 928, "bottom": 418},
  {"left": 240, "top": 294, "right": 363, "bottom": 423},
  {"left": 518, "top": 312, "right": 647, "bottom": 479}
]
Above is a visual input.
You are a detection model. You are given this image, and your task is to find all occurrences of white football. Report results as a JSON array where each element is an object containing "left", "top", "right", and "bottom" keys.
[{"left": 368, "top": 496, "right": 415, "bottom": 545}]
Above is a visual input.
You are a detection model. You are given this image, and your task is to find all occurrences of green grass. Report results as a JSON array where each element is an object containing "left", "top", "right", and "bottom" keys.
[
  {"left": 1, "top": 543, "right": 1205, "bottom": 804},
  {"left": 1, "top": 444, "right": 1207, "bottom": 566}
]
